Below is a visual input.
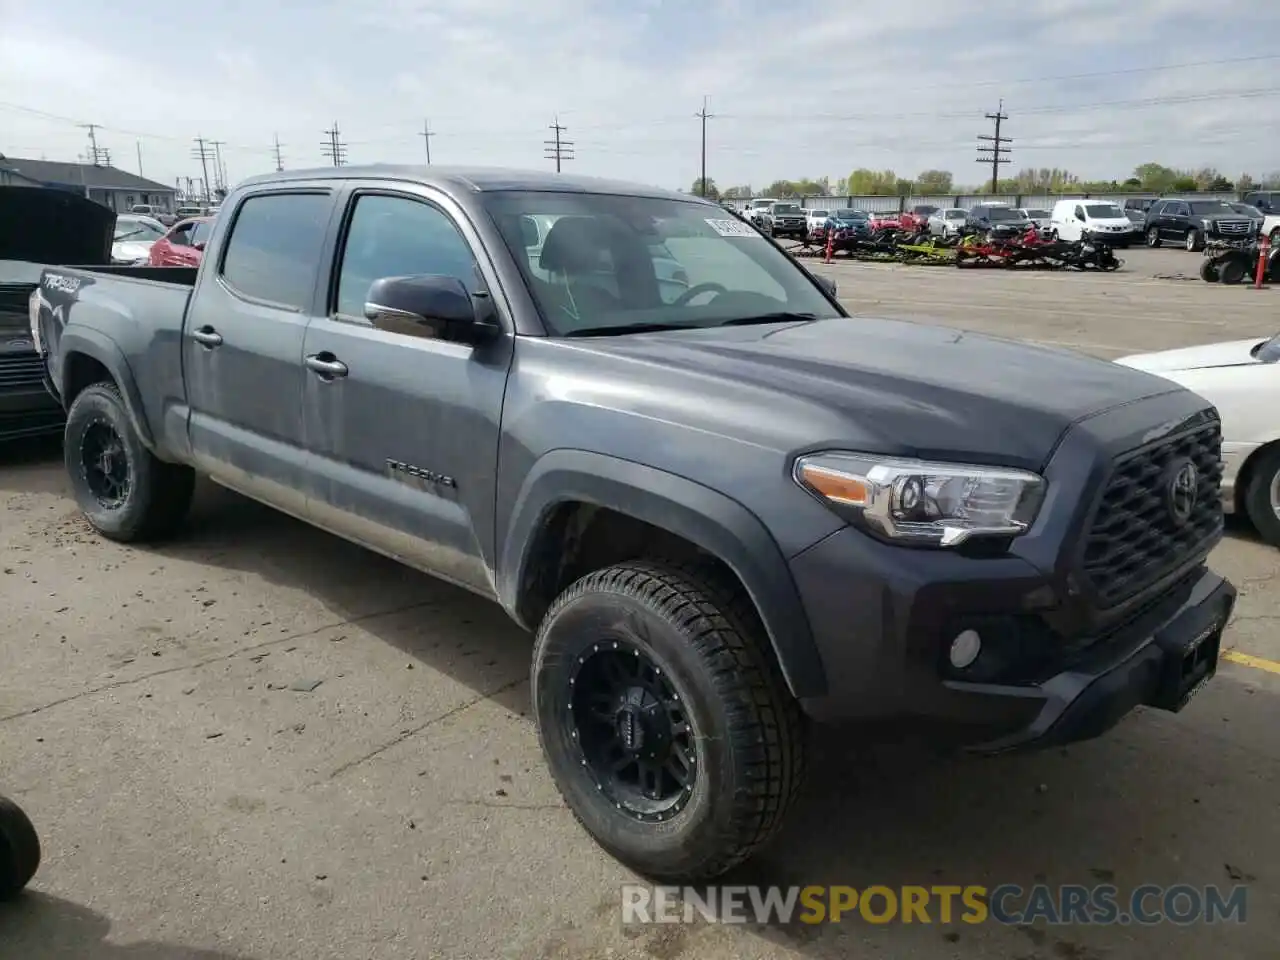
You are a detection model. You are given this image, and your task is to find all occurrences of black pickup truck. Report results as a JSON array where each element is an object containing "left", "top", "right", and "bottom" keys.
[{"left": 28, "top": 166, "right": 1234, "bottom": 881}]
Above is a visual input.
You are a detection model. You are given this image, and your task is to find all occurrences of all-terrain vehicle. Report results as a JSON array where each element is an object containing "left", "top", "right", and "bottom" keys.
[
  {"left": 1200, "top": 238, "right": 1278, "bottom": 284},
  {"left": 0, "top": 796, "right": 40, "bottom": 899}
]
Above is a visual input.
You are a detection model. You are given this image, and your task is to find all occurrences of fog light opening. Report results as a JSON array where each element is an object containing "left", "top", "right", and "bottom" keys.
[{"left": 949, "top": 629, "right": 982, "bottom": 670}]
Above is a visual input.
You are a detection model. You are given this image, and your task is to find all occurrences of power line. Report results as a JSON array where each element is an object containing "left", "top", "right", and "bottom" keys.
[
  {"left": 696, "top": 96, "right": 715, "bottom": 197},
  {"left": 321, "top": 122, "right": 348, "bottom": 166},
  {"left": 420, "top": 118, "right": 435, "bottom": 164},
  {"left": 272, "top": 133, "right": 284, "bottom": 172},
  {"left": 976, "top": 100, "right": 1012, "bottom": 192},
  {"left": 192, "top": 136, "right": 216, "bottom": 203},
  {"left": 543, "top": 116, "right": 573, "bottom": 172}
]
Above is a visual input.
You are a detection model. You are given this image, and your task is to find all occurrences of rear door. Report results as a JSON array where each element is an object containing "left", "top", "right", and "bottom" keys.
[
  {"left": 298, "top": 184, "right": 514, "bottom": 595},
  {"left": 182, "top": 187, "right": 338, "bottom": 513}
]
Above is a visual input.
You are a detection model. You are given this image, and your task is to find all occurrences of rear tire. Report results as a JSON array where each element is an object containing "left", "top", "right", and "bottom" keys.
[
  {"left": 1243, "top": 446, "right": 1280, "bottom": 547},
  {"left": 0, "top": 796, "right": 40, "bottom": 900},
  {"left": 532, "top": 559, "right": 807, "bottom": 882},
  {"left": 1219, "top": 257, "right": 1247, "bottom": 285},
  {"left": 1199, "top": 259, "right": 1220, "bottom": 283},
  {"left": 64, "top": 382, "right": 195, "bottom": 543}
]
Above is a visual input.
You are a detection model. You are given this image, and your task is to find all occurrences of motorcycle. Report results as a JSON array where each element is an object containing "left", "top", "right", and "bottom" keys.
[{"left": 0, "top": 795, "right": 40, "bottom": 898}]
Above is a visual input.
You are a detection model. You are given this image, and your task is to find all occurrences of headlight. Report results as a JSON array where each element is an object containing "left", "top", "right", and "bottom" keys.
[{"left": 793, "top": 452, "right": 1046, "bottom": 547}]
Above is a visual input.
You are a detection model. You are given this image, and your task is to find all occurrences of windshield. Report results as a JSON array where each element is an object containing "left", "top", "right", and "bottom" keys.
[
  {"left": 946, "top": 210, "right": 966, "bottom": 219},
  {"left": 1024, "top": 209, "right": 1051, "bottom": 218},
  {"left": 834, "top": 209, "right": 866, "bottom": 219},
  {"left": 1189, "top": 201, "right": 1234, "bottom": 215},
  {"left": 114, "top": 218, "right": 165, "bottom": 242},
  {"left": 773, "top": 204, "right": 800, "bottom": 214},
  {"left": 485, "top": 192, "right": 843, "bottom": 336},
  {"left": 810, "top": 210, "right": 829, "bottom": 218},
  {"left": 1085, "top": 204, "right": 1124, "bottom": 219},
  {"left": 1230, "top": 203, "right": 1263, "bottom": 218},
  {"left": 913, "top": 205, "right": 938, "bottom": 215},
  {"left": 984, "top": 207, "right": 1025, "bottom": 221}
]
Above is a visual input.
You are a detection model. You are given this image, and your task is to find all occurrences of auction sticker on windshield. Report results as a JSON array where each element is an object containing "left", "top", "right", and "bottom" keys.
[{"left": 705, "top": 219, "right": 760, "bottom": 238}]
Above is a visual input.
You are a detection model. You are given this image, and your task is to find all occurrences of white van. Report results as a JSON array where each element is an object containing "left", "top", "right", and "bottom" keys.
[{"left": 1050, "top": 199, "right": 1137, "bottom": 246}]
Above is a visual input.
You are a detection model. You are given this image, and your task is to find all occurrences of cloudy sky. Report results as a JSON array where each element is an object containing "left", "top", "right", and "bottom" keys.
[{"left": 1, "top": 0, "right": 1277, "bottom": 194}]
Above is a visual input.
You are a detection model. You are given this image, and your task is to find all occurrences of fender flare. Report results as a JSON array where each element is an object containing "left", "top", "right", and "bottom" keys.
[
  {"left": 58, "top": 327, "right": 157, "bottom": 450},
  {"left": 499, "top": 449, "right": 826, "bottom": 698}
]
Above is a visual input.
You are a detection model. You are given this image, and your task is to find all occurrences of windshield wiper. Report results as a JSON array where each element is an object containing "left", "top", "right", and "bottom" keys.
[
  {"left": 714, "top": 312, "right": 819, "bottom": 327},
  {"left": 563, "top": 322, "right": 699, "bottom": 338}
]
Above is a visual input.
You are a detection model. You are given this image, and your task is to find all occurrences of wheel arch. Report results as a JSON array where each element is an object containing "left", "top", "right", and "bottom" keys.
[
  {"left": 58, "top": 328, "right": 156, "bottom": 450},
  {"left": 1233, "top": 437, "right": 1280, "bottom": 515},
  {"left": 499, "top": 450, "right": 826, "bottom": 698}
]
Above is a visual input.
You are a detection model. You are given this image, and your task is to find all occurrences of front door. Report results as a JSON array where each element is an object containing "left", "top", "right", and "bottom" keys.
[
  {"left": 182, "top": 189, "right": 337, "bottom": 512},
  {"left": 299, "top": 187, "right": 513, "bottom": 595}
]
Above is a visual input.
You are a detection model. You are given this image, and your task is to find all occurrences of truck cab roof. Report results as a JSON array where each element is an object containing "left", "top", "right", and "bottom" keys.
[{"left": 235, "top": 165, "right": 701, "bottom": 203}]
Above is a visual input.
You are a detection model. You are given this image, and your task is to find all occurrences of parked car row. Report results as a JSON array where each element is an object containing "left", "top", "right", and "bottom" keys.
[{"left": 112, "top": 213, "right": 215, "bottom": 266}]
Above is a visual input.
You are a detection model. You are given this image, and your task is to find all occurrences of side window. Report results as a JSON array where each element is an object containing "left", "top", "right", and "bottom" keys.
[
  {"left": 1074, "top": 205, "right": 1086, "bottom": 219},
  {"left": 335, "top": 194, "right": 479, "bottom": 320},
  {"left": 169, "top": 225, "right": 192, "bottom": 247},
  {"left": 220, "top": 193, "right": 332, "bottom": 309}
]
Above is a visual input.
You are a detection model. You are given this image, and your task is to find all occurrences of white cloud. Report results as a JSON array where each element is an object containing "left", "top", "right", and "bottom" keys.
[{"left": 1, "top": 0, "right": 1277, "bottom": 194}]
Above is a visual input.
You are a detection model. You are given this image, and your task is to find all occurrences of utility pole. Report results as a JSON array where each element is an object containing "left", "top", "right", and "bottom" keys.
[
  {"left": 695, "top": 96, "right": 715, "bottom": 197},
  {"left": 976, "top": 100, "right": 1012, "bottom": 194},
  {"left": 192, "top": 137, "right": 216, "bottom": 203},
  {"left": 136, "top": 140, "right": 144, "bottom": 177},
  {"left": 420, "top": 118, "right": 435, "bottom": 164},
  {"left": 321, "top": 122, "right": 347, "bottom": 166},
  {"left": 79, "top": 123, "right": 108, "bottom": 166},
  {"left": 272, "top": 133, "right": 285, "bottom": 172},
  {"left": 543, "top": 117, "right": 574, "bottom": 173},
  {"left": 208, "top": 140, "right": 227, "bottom": 193}
]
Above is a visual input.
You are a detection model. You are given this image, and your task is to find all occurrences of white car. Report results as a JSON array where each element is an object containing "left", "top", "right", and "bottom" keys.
[
  {"left": 1116, "top": 332, "right": 1280, "bottom": 545},
  {"left": 806, "top": 209, "right": 830, "bottom": 233},
  {"left": 928, "top": 208, "right": 967, "bottom": 237},
  {"left": 111, "top": 214, "right": 167, "bottom": 264}
]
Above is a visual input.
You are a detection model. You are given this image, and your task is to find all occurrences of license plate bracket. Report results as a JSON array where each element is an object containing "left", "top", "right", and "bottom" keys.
[{"left": 1149, "top": 597, "right": 1228, "bottom": 713}]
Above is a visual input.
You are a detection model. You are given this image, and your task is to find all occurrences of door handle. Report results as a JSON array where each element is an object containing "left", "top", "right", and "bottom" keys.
[
  {"left": 305, "top": 354, "right": 348, "bottom": 379},
  {"left": 191, "top": 326, "right": 223, "bottom": 348}
]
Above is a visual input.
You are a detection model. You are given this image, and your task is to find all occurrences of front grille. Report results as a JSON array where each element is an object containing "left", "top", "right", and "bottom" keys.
[
  {"left": 1215, "top": 220, "right": 1251, "bottom": 236},
  {"left": 1081, "top": 414, "right": 1223, "bottom": 607},
  {"left": 0, "top": 283, "right": 35, "bottom": 321},
  {"left": 0, "top": 352, "right": 46, "bottom": 390}
]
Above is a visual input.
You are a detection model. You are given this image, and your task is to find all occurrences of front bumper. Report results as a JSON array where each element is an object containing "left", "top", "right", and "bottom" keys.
[{"left": 790, "top": 523, "right": 1233, "bottom": 751}]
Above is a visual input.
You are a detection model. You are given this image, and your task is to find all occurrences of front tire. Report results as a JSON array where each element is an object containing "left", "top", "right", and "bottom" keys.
[
  {"left": 64, "top": 382, "right": 195, "bottom": 542},
  {"left": 0, "top": 797, "right": 40, "bottom": 900},
  {"left": 1219, "top": 256, "right": 1248, "bottom": 285},
  {"left": 532, "top": 560, "right": 806, "bottom": 882},
  {"left": 1147, "top": 227, "right": 1162, "bottom": 248},
  {"left": 1186, "top": 229, "right": 1204, "bottom": 252},
  {"left": 1243, "top": 446, "right": 1280, "bottom": 547},
  {"left": 1200, "top": 259, "right": 1221, "bottom": 283}
]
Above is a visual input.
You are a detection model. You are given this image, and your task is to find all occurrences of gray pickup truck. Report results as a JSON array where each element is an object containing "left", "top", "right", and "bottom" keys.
[{"left": 29, "top": 166, "right": 1234, "bottom": 881}]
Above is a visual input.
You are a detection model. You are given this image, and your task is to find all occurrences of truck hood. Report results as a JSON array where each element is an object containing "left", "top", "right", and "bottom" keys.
[
  {"left": 1116, "top": 338, "right": 1272, "bottom": 373},
  {"left": 0, "top": 186, "right": 116, "bottom": 264},
  {"left": 576, "top": 317, "right": 1184, "bottom": 471}
]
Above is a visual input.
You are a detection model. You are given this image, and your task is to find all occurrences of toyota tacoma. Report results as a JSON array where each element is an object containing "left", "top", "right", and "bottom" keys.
[{"left": 27, "top": 166, "right": 1234, "bottom": 882}]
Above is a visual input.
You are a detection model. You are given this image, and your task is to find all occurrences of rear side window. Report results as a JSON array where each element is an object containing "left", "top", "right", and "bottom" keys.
[{"left": 220, "top": 193, "right": 332, "bottom": 309}]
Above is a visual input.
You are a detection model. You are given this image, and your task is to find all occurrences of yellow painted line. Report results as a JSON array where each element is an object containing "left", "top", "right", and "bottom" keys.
[{"left": 1223, "top": 650, "right": 1280, "bottom": 676}]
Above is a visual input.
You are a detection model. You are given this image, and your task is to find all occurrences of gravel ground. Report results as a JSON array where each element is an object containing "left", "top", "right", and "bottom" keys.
[{"left": 1, "top": 245, "right": 1277, "bottom": 959}]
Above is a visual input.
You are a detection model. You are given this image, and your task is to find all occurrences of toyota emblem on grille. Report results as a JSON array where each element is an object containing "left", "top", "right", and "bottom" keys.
[{"left": 1167, "top": 460, "right": 1199, "bottom": 525}]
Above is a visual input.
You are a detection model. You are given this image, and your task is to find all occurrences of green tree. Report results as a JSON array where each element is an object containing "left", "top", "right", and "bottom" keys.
[
  {"left": 1237, "top": 173, "right": 1256, "bottom": 191},
  {"left": 720, "top": 184, "right": 751, "bottom": 199},
  {"left": 690, "top": 177, "right": 719, "bottom": 199},
  {"left": 1134, "top": 162, "right": 1179, "bottom": 192},
  {"left": 846, "top": 168, "right": 898, "bottom": 195},
  {"left": 915, "top": 169, "right": 953, "bottom": 194},
  {"left": 1172, "top": 176, "right": 1199, "bottom": 191}
]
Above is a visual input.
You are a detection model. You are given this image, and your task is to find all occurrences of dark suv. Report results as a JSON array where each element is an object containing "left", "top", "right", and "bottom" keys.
[
  {"left": 964, "top": 203, "right": 1029, "bottom": 240},
  {"left": 1240, "top": 190, "right": 1280, "bottom": 214},
  {"left": 766, "top": 202, "right": 808, "bottom": 240},
  {"left": 1143, "top": 198, "right": 1258, "bottom": 251}
]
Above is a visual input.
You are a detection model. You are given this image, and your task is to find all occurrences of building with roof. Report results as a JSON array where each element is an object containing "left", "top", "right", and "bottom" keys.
[{"left": 0, "top": 155, "right": 177, "bottom": 214}]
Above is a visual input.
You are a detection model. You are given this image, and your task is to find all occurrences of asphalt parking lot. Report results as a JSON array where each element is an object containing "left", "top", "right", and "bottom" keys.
[{"left": 2, "top": 246, "right": 1277, "bottom": 959}]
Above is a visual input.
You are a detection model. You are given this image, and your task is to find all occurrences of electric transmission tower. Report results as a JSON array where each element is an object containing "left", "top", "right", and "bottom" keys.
[
  {"left": 321, "top": 122, "right": 348, "bottom": 166},
  {"left": 544, "top": 117, "right": 574, "bottom": 172},
  {"left": 272, "top": 133, "right": 285, "bottom": 172},
  {"left": 976, "top": 101, "right": 1012, "bottom": 193}
]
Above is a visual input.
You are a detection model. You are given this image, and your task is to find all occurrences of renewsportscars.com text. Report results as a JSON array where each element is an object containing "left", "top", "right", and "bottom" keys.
[{"left": 621, "top": 884, "right": 1249, "bottom": 926}]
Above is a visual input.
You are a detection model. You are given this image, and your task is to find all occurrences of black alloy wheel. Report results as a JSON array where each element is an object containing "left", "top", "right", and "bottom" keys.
[
  {"left": 569, "top": 640, "right": 696, "bottom": 822},
  {"left": 79, "top": 419, "right": 132, "bottom": 509}
]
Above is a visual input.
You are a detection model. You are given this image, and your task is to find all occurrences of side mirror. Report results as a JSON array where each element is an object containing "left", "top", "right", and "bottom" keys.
[
  {"left": 193, "top": 241, "right": 206, "bottom": 251},
  {"left": 813, "top": 273, "right": 837, "bottom": 298},
  {"left": 364, "top": 275, "right": 498, "bottom": 343}
]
